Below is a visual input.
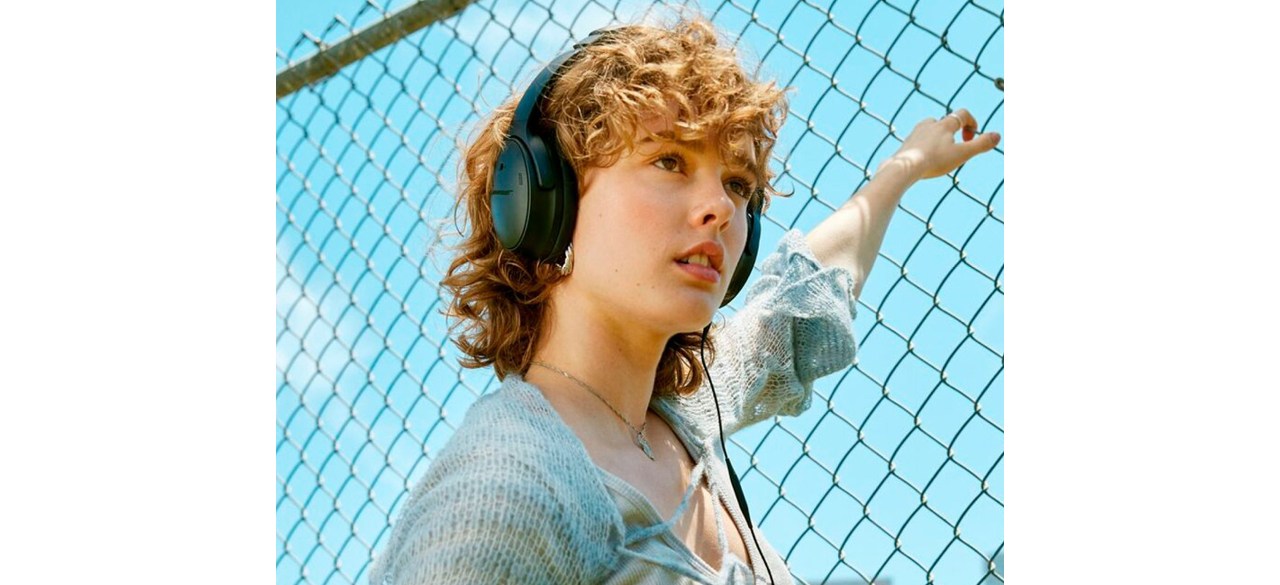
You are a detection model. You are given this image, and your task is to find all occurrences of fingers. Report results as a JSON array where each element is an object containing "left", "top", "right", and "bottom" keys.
[
  {"left": 958, "top": 130, "right": 1002, "bottom": 159},
  {"left": 901, "top": 109, "right": 1000, "bottom": 177},
  {"left": 942, "top": 109, "right": 979, "bottom": 140}
]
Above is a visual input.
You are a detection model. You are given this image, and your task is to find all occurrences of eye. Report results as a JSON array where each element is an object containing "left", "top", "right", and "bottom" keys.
[
  {"left": 725, "top": 177, "right": 754, "bottom": 200},
  {"left": 652, "top": 153, "right": 684, "bottom": 173}
]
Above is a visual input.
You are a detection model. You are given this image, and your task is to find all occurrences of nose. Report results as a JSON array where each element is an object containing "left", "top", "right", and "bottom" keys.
[{"left": 690, "top": 170, "right": 735, "bottom": 232}]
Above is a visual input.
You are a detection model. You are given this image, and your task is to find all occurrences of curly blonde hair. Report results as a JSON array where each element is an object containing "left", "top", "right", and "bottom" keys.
[{"left": 441, "top": 16, "right": 788, "bottom": 395}]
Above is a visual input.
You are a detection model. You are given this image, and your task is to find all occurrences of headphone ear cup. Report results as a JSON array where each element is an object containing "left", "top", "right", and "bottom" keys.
[
  {"left": 490, "top": 134, "right": 578, "bottom": 263},
  {"left": 720, "top": 198, "right": 762, "bottom": 307},
  {"left": 491, "top": 137, "right": 535, "bottom": 253}
]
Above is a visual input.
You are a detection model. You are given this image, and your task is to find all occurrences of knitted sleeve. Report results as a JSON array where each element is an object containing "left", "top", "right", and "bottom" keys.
[
  {"left": 368, "top": 392, "right": 619, "bottom": 584},
  {"left": 676, "top": 229, "right": 859, "bottom": 438},
  {"left": 372, "top": 458, "right": 584, "bottom": 583}
]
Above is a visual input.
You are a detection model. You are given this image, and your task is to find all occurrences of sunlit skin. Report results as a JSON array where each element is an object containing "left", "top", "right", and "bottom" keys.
[
  {"left": 530, "top": 108, "right": 754, "bottom": 416},
  {"left": 526, "top": 109, "right": 758, "bottom": 569},
  {"left": 524, "top": 105, "right": 1001, "bottom": 571}
]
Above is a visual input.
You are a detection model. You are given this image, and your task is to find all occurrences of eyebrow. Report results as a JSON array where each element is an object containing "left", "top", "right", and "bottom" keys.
[
  {"left": 637, "top": 130, "right": 683, "bottom": 144},
  {"left": 638, "top": 131, "right": 756, "bottom": 173}
]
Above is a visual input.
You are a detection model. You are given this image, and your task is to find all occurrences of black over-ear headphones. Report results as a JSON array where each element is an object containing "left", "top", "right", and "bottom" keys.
[{"left": 489, "top": 28, "right": 762, "bottom": 307}]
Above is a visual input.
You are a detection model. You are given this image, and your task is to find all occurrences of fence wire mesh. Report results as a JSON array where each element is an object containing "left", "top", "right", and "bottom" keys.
[{"left": 276, "top": 0, "right": 1003, "bottom": 583}]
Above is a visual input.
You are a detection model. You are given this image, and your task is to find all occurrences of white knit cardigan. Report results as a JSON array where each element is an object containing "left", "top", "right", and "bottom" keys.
[{"left": 369, "top": 230, "right": 859, "bottom": 584}]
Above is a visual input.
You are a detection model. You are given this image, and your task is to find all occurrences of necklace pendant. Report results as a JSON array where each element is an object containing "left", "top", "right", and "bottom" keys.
[{"left": 635, "top": 433, "right": 656, "bottom": 461}]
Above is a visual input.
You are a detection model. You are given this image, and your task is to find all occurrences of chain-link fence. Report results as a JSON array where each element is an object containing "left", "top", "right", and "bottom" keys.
[{"left": 276, "top": 0, "right": 1003, "bottom": 583}]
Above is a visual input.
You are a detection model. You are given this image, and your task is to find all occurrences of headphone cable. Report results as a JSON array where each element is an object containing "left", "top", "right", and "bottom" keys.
[{"left": 700, "top": 324, "right": 776, "bottom": 585}]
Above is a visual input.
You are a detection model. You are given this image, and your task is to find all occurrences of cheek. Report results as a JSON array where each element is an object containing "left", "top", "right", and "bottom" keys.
[
  {"left": 609, "top": 192, "right": 676, "bottom": 239},
  {"left": 573, "top": 190, "right": 663, "bottom": 270},
  {"left": 587, "top": 196, "right": 665, "bottom": 238}
]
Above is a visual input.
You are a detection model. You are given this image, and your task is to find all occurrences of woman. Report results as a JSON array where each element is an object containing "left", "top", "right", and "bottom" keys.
[{"left": 369, "top": 15, "right": 999, "bottom": 585}]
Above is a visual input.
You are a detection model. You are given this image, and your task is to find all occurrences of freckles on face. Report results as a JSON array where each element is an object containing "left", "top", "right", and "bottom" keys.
[{"left": 576, "top": 165, "right": 663, "bottom": 261}]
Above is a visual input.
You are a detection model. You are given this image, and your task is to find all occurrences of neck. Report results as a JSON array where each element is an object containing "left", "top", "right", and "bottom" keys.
[{"left": 526, "top": 287, "right": 670, "bottom": 428}]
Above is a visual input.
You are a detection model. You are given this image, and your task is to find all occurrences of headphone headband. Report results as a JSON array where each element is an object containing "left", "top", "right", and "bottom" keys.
[
  {"left": 510, "top": 29, "right": 614, "bottom": 144},
  {"left": 507, "top": 28, "right": 620, "bottom": 192}
]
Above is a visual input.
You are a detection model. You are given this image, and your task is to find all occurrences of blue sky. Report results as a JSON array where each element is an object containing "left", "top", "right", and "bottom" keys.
[{"left": 277, "top": 1, "right": 1003, "bottom": 583}]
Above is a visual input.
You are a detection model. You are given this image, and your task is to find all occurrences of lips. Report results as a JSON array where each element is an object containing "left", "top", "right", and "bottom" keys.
[{"left": 674, "top": 241, "right": 725, "bottom": 274}]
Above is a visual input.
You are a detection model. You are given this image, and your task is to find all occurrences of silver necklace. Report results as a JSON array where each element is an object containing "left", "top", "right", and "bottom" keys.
[{"left": 532, "top": 360, "right": 655, "bottom": 461}]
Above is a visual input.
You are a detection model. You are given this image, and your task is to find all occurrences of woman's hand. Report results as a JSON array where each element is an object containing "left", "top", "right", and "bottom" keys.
[
  {"left": 807, "top": 107, "right": 1002, "bottom": 298},
  {"left": 879, "top": 108, "right": 1001, "bottom": 180}
]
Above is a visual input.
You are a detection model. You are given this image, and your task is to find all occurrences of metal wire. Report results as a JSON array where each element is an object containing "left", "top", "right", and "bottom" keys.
[{"left": 276, "top": 0, "right": 1003, "bottom": 583}]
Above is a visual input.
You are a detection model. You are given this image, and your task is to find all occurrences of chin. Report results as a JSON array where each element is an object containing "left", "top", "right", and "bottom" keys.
[
  {"left": 628, "top": 279, "right": 725, "bottom": 335},
  {"left": 669, "top": 293, "right": 721, "bottom": 332}
]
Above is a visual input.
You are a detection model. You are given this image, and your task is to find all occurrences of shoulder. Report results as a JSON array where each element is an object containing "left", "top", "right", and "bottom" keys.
[
  {"left": 417, "top": 375, "right": 621, "bottom": 530},
  {"left": 370, "top": 376, "right": 622, "bottom": 584},
  {"left": 651, "top": 390, "right": 717, "bottom": 451},
  {"left": 442, "top": 376, "right": 635, "bottom": 476}
]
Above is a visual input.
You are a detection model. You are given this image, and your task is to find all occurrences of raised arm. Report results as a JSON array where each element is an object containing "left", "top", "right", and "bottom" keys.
[
  {"left": 805, "top": 109, "right": 1001, "bottom": 297},
  {"left": 671, "top": 110, "right": 1000, "bottom": 438}
]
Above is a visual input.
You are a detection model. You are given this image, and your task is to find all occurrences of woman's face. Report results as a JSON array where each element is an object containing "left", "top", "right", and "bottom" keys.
[{"left": 564, "top": 112, "right": 756, "bottom": 338}]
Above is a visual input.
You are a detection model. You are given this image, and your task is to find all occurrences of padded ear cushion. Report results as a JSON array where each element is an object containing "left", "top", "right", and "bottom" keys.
[
  {"left": 547, "top": 148, "right": 578, "bottom": 258},
  {"left": 721, "top": 198, "right": 761, "bottom": 307}
]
